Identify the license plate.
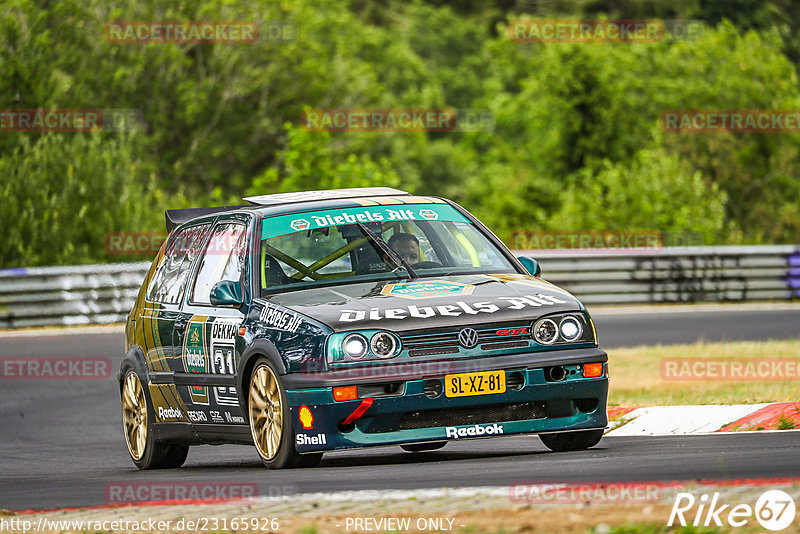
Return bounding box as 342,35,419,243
445,370,506,398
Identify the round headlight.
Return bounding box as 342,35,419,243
559,316,583,342
370,332,398,359
342,334,368,360
532,318,559,345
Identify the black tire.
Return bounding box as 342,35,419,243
539,429,604,452
151,444,190,469
120,366,189,470
248,358,308,469
401,441,447,453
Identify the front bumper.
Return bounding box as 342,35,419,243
285,347,609,452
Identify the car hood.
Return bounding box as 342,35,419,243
263,273,583,333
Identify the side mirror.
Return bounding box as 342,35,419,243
209,280,243,307
517,256,541,278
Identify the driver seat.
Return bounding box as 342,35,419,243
263,254,295,287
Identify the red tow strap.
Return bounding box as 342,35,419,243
341,398,374,425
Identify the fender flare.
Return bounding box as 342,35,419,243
117,345,150,392
237,338,287,411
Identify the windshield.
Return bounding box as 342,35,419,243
259,204,516,293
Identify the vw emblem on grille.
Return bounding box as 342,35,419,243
458,328,479,349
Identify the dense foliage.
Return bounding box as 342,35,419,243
2,0,799,267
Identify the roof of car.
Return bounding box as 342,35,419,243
166,188,450,232
243,187,410,206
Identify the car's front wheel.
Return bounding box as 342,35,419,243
539,429,604,452
121,368,189,469
248,359,321,469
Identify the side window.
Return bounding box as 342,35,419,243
146,224,210,305
191,222,247,304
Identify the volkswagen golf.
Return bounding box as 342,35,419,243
118,187,608,469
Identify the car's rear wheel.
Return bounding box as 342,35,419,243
401,441,447,453
248,359,317,469
539,429,603,452
121,368,189,469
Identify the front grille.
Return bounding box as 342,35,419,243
408,347,459,358
373,402,546,432
402,324,531,355
481,341,528,351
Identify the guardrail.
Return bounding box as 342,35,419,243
528,245,799,306
0,263,150,329
0,246,797,329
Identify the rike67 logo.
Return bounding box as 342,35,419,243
669,490,796,531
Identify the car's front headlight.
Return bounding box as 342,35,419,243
328,331,402,363
531,313,594,346
342,333,369,360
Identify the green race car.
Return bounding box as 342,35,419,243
118,187,608,469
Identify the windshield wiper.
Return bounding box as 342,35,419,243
356,222,418,280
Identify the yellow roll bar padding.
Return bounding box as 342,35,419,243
455,232,480,267
291,236,369,279
261,243,267,288
262,222,397,287
262,243,321,281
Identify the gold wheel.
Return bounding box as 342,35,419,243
122,371,148,461
249,364,283,461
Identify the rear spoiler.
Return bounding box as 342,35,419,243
165,205,248,233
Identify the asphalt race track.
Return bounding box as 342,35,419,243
1,305,799,510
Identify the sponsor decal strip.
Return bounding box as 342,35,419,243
446,423,504,439
261,204,467,240
339,293,567,322
296,433,327,446
259,303,303,333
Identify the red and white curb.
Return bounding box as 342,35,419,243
606,402,800,436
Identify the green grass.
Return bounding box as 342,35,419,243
608,339,800,406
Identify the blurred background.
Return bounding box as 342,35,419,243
3,0,800,269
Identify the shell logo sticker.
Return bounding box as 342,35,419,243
299,405,314,430
290,219,311,231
